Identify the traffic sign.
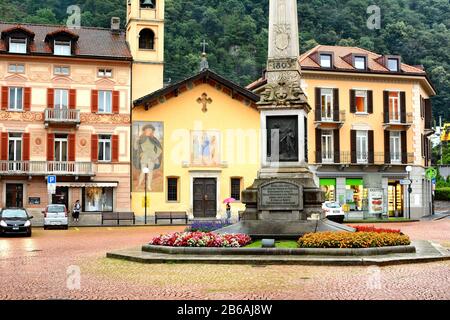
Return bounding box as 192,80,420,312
47,175,57,195
400,179,412,185
425,168,437,180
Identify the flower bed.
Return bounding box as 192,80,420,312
150,232,252,248
298,231,410,249
352,225,402,234
186,220,232,233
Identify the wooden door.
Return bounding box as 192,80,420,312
193,178,217,218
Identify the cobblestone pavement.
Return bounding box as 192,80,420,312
0,220,449,300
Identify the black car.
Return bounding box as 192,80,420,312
0,208,33,237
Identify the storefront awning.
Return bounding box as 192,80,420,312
320,178,336,186
56,182,118,188
346,178,364,186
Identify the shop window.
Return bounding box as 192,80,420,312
345,179,365,212
230,178,242,201
167,177,179,202
320,179,336,202
83,187,113,212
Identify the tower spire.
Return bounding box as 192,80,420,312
200,39,209,71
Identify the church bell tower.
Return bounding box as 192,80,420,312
126,0,165,100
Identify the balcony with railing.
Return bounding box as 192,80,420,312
314,109,346,128
0,161,94,176
382,112,413,129
44,108,81,128
315,151,415,166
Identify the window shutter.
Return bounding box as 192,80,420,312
1,132,8,160
367,90,373,114
47,88,54,108
91,90,98,113
333,129,340,163
23,88,31,111
112,91,120,114
1,87,9,110
350,130,357,164
333,88,339,121
22,133,30,161
315,88,321,121
47,133,54,161
421,134,425,158
69,89,76,109
425,99,432,129
91,134,98,162
349,89,356,113
68,134,76,162
383,91,389,123
315,128,322,163
401,131,407,164
368,130,374,164
400,92,406,123
112,135,119,162
384,131,391,164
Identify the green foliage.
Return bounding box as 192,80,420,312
435,187,450,201
0,0,449,119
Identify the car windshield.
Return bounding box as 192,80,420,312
47,205,65,213
325,202,341,209
1,209,28,218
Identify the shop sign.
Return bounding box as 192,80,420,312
425,168,437,180
368,188,384,215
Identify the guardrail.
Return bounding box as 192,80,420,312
0,161,94,176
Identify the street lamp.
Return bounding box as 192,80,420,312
143,167,150,225
406,166,413,220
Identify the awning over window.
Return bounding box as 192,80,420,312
320,178,336,186
346,178,364,186
56,182,118,188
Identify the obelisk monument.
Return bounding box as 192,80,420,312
217,0,354,238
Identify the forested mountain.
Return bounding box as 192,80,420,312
0,0,449,120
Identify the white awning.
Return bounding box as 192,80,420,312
56,182,118,188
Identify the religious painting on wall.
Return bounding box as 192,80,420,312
132,121,164,192
191,131,220,167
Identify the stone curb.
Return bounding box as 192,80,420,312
106,251,450,267
142,244,416,256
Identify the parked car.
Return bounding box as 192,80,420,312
0,208,33,237
43,204,69,230
322,201,345,223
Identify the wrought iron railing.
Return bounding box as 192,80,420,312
315,151,414,165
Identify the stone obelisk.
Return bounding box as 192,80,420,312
217,0,354,238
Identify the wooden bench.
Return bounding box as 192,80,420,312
101,212,135,225
155,211,188,225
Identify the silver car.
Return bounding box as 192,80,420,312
43,204,69,230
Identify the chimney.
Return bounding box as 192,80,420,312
111,17,121,33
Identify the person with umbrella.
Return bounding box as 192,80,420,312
223,198,236,223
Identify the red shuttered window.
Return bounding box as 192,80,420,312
69,89,76,109
47,134,54,161
91,134,98,162
1,87,8,110
24,87,31,111
0,132,8,160
112,91,120,114
22,133,30,161
112,135,119,162
47,88,54,108
91,90,98,113
68,134,76,162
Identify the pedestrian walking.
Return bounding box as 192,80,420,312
72,200,81,222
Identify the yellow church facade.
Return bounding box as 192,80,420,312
131,70,260,220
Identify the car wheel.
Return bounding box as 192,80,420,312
43,226,47,230
26,231,32,237
64,225,69,230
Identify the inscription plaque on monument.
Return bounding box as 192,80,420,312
258,180,303,211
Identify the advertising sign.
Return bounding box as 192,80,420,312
368,188,384,215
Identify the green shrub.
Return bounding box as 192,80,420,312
435,188,450,201
298,232,411,249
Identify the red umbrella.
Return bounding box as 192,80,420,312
223,198,236,204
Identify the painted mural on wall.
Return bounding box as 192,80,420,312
191,131,220,167
132,122,164,192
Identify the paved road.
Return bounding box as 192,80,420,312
0,221,449,300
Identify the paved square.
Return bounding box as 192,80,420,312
0,220,449,300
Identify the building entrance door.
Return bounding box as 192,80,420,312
5,184,23,208
388,182,404,217
193,178,217,218
52,187,69,210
